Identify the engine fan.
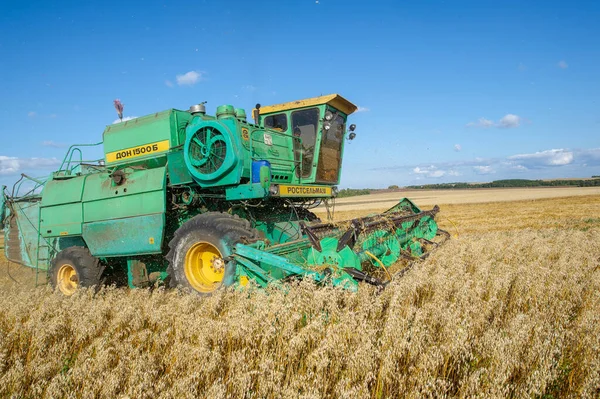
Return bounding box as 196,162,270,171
184,120,238,186
188,126,227,174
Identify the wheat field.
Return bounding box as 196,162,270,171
1,192,599,398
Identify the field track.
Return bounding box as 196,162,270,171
1,189,599,398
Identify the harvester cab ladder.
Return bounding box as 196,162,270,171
34,240,52,286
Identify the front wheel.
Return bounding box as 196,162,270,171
166,212,259,294
49,247,103,295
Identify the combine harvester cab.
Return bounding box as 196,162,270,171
1,94,448,295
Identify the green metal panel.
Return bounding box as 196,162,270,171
104,110,172,152
167,149,194,186
83,214,164,257
83,191,165,222
246,123,296,180
102,109,192,167
225,183,268,200
40,175,86,206
40,203,82,237
171,110,194,147
81,167,166,222
81,166,166,256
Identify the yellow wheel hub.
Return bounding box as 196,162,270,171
57,264,79,295
184,242,225,293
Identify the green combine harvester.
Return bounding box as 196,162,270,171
1,94,447,295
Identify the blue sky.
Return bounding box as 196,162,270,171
1,0,599,189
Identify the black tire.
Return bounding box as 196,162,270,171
49,247,103,295
166,212,259,294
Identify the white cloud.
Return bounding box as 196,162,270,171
454,144,462,152
557,60,568,69
112,116,138,124
0,156,60,176
508,163,528,172
176,71,202,86
165,80,174,88
508,149,574,168
467,114,523,129
41,140,66,148
473,165,495,175
372,147,599,185
28,111,36,118
413,165,446,178
242,84,256,91
356,106,370,112
498,114,521,128
466,117,494,128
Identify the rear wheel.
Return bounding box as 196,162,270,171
50,247,103,295
166,212,259,294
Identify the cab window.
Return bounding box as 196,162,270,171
264,113,287,131
316,113,345,183
291,108,319,178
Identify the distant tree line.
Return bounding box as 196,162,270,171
407,179,600,189
337,188,371,198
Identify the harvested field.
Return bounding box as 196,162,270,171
1,191,599,398
326,187,600,213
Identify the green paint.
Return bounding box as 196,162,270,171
360,230,401,266
225,183,268,200
84,213,164,257
40,203,82,237
41,175,85,206
166,150,194,185
103,109,192,161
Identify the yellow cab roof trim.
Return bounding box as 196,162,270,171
258,94,358,116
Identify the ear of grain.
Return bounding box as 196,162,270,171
1,194,599,398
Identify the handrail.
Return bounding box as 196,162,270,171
11,174,46,198
57,142,103,173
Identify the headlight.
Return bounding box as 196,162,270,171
323,121,331,131
325,111,333,121
269,185,279,196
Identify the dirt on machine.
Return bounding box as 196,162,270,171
0,94,448,295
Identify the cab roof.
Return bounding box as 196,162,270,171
259,94,358,116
